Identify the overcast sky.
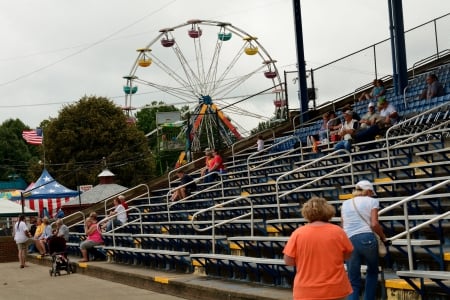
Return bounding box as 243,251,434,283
0,0,448,133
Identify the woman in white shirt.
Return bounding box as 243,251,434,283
13,214,32,268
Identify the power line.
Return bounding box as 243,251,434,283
0,0,178,88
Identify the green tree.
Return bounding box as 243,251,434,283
43,96,155,188
135,101,179,145
0,119,40,182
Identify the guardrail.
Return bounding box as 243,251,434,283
385,102,450,168
246,135,302,185
166,172,224,222
97,206,143,245
190,196,254,254
275,149,353,219
379,179,450,270
103,184,150,215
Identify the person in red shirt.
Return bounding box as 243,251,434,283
203,149,226,183
283,197,353,300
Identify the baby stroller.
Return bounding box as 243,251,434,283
48,236,72,276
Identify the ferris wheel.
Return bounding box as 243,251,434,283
123,19,286,153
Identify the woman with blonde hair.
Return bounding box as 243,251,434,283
341,180,388,300
283,197,353,300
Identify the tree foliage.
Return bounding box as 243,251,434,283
43,96,155,188
0,119,40,182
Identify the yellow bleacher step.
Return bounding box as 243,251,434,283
409,161,428,167
229,242,244,256
374,177,392,183
266,225,281,236
385,278,427,300
444,252,450,261
339,193,353,200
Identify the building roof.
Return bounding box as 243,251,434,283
63,183,127,206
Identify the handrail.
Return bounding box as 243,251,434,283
385,102,450,168
231,128,275,166
103,183,150,215
190,196,254,254
97,206,143,246
275,149,353,219
166,172,224,222
326,116,342,148
52,211,86,230
246,135,302,185
412,49,450,77
168,155,205,188
379,179,450,270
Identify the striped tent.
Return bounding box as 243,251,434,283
14,169,79,218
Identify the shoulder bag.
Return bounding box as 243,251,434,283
351,198,387,257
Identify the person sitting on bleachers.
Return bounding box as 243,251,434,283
334,110,359,152
358,79,386,102
307,112,330,151
354,102,382,148
377,97,399,127
55,218,69,241
419,73,445,100
203,149,226,183
170,170,197,202
35,217,52,256
327,111,342,142
105,197,127,231
79,216,104,262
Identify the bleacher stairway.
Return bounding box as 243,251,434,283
32,63,450,300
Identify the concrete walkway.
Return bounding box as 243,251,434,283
0,261,188,300
21,254,293,300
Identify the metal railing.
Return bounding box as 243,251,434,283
275,149,353,219
167,172,224,222
246,135,302,185
231,128,275,166
168,155,205,188
385,102,450,168
97,206,143,246
379,179,450,270
103,184,150,215
190,196,254,254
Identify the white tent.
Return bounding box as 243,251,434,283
0,199,38,217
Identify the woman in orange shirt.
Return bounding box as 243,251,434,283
283,197,353,300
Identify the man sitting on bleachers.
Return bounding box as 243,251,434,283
419,73,445,100
354,102,382,147
334,110,358,153
377,97,399,127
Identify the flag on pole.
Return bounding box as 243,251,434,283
22,128,43,145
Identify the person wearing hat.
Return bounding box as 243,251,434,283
341,180,388,300
378,97,398,126
334,110,358,152
354,102,382,147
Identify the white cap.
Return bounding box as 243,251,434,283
355,180,377,196
368,102,375,108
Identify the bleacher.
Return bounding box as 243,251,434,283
56,61,450,299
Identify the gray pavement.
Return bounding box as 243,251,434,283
16,254,293,300
0,261,188,300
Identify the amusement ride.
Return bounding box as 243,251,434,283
123,19,286,165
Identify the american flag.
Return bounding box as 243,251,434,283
22,128,43,145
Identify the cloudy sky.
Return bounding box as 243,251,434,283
0,0,448,134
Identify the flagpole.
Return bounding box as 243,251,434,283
42,128,46,168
